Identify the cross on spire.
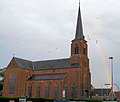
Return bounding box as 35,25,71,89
13,54,15,57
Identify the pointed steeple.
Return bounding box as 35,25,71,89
75,2,84,40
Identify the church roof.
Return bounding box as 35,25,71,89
28,72,68,80
13,57,80,70
75,4,84,40
34,58,79,70
14,57,33,69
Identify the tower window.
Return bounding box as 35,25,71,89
84,62,87,67
74,44,79,54
83,47,86,55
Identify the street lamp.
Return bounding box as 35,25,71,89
105,83,119,101
109,57,113,101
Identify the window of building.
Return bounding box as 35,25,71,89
28,84,32,97
54,83,59,98
83,47,86,55
45,83,50,98
36,84,40,97
96,93,98,96
74,44,79,54
104,94,107,96
9,73,15,94
64,84,67,98
84,62,87,67
71,83,76,98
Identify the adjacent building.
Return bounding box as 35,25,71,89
91,88,111,100
3,3,91,99
92,88,120,101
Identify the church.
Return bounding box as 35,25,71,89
3,3,91,99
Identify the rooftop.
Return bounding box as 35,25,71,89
12,57,80,70
28,72,68,80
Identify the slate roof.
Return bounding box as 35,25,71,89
13,57,80,70
75,4,84,40
28,72,68,80
14,57,33,69
34,58,80,70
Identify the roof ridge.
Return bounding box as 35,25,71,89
14,57,32,62
34,58,69,63
33,72,68,75
13,57,69,63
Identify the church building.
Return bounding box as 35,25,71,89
3,3,91,99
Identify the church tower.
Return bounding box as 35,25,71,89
70,2,91,98
70,2,87,63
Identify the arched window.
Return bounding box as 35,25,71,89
9,73,15,94
45,83,50,98
64,84,67,98
71,83,76,98
54,83,59,98
83,47,86,55
28,84,32,97
36,84,40,97
74,44,79,54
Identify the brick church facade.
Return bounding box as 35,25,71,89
3,3,91,99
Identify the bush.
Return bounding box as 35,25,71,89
88,99,102,102
0,97,103,102
0,82,3,91
0,96,19,102
27,97,54,102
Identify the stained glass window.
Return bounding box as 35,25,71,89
36,84,40,97
54,83,59,98
45,83,49,98
9,73,15,94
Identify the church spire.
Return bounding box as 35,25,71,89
75,1,84,40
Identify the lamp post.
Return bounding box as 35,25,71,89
105,83,119,101
109,57,113,101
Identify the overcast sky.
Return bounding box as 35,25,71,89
0,0,120,88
